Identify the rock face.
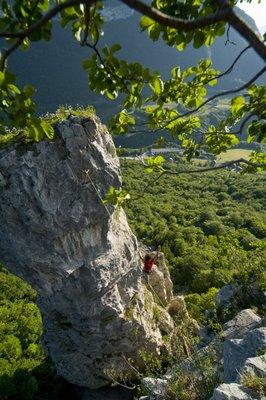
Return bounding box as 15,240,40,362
138,308,266,400
216,285,239,308
148,252,173,306
222,309,262,340
210,383,260,400
240,356,266,381
0,116,175,388
142,377,168,399
223,327,266,383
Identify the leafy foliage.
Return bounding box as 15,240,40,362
121,159,266,300
241,371,266,397
0,1,264,166
0,266,43,399
140,0,226,50
0,266,75,399
165,345,221,400
102,186,130,207
185,288,219,324
0,105,94,149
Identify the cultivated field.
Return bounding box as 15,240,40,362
217,149,252,163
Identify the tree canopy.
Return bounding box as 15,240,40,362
0,0,265,169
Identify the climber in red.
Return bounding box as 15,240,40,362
139,248,160,276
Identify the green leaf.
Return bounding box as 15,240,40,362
149,76,164,96
40,121,54,139
204,33,215,47
27,123,44,142
148,24,161,41
231,96,245,116
102,186,130,207
176,42,186,51
140,16,155,30
193,32,205,49
110,43,121,54
106,90,118,100
171,67,181,79
0,71,5,85
7,84,21,94
208,78,217,86
145,167,154,174
154,155,165,165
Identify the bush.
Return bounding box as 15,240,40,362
202,221,225,236
0,268,44,399
241,372,266,396
172,253,206,289
244,217,266,239
165,347,221,400
0,265,36,302
226,212,244,228
185,288,219,323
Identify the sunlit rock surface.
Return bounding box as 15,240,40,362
0,116,175,388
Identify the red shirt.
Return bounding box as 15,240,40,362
144,258,154,273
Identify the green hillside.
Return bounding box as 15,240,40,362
122,160,266,296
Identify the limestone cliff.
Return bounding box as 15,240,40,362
0,116,176,388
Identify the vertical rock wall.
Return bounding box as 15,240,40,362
0,116,174,388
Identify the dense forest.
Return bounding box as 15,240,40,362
0,266,77,399
0,157,265,398
121,159,266,321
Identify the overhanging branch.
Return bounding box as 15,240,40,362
162,158,266,174
0,0,89,69
158,65,266,132
133,158,266,200
0,0,88,38
81,0,94,46
120,0,230,30
217,0,266,61
237,104,266,135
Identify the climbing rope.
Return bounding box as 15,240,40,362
88,266,136,303
147,281,166,309
83,169,113,218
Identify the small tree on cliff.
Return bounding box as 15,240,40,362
0,0,265,171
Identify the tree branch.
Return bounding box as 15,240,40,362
132,158,266,200
81,0,93,46
160,66,266,129
0,0,89,69
162,158,266,174
217,0,266,61
209,45,250,83
154,65,266,133
225,25,236,46
237,104,266,135
119,0,230,30
127,46,258,134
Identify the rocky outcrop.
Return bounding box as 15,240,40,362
240,356,266,380
216,285,239,309
210,312,266,400
223,327,266,383
222,309,262,340
141,377,168,399
211,383,261,400
139,309,265,400
0,116,176,388
148,253,173,306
